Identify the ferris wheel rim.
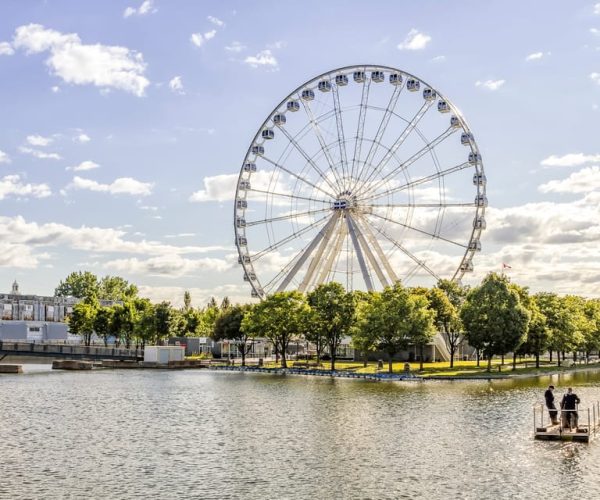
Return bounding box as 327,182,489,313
234,64,486,298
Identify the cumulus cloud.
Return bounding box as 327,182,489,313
26,134,53,147
539,166,600,194
475,79,505,91
168,75,184,94
0,42,14,55
105,254,232,277
595,3,600,14
190,173,237,202
123,0,157,18
66,175,154,196
540,153,600,167
591,72,600,85
397,29,431,50
244,49,278,69
12,24,149,96
0,174,51,200
207,15,225,27
0,150,10,164
138,284,249,307
225,41,246,53
191,30,217,48
74,133,91,143
525,51,550,61
66,160,100,172
19,146,61,160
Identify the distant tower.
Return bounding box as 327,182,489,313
11,280,20,295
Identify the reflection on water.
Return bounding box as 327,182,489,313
2,365,600,499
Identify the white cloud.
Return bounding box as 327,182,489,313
105,254,232,277
190,173,236,202
0,150,10,164
207,15,224,27
244,49,278,69
123,0,157,18
591,28,600,36
19,146,61,160
539,166,600,194
475,79,505,91
138,284,249,307
66,160,100,172
0,174,51,200
168,75,184,94
397,29,431,50
12,24,149,97
74,133,91,143
51,85,60,93
540,153,600,167
165,232,196,238
591,72,600,85
267,40,287,50
191,30,217,48
0,42,14,55
431,55,446,62
67,175,154,196
595,3,600,14
225,41,246,53
525,51,550,61
26,134,53,147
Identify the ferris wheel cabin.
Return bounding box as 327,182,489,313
273,114,286,126
318,80,332,92
335,74,348,86
371,71,385,83
301,89,315,101
389,73,403,86
406,79,420,91
287,100,300,112
353,71,366,83
251,145,264,156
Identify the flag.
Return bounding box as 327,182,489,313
502,263,512,269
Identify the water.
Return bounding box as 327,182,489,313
2,365,600,499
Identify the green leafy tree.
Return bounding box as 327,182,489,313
536,292,577,366
55,271,99,299
220,296,231,310
68,298,98,346
112,302,137,348
241,291,309,368
183,291,192,310
214,304,253,365
431,280,467,368
93,306,114,346
460,273,530,372
307,282,355,371
98,276,138,301
356,283,415,373
408,291,437,370
154,301,176,344
350,292,379,367
583,299,600,359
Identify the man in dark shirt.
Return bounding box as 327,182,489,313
561,387,581,429
544,385,559,425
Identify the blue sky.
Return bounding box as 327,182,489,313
0,0,599,305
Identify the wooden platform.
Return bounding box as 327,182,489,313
534,423,598,442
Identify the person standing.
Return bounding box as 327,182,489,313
544,385,559,425
561,387,581,429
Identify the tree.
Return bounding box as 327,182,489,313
518,295,549,369
68,298,98,346
433,279,467,367
307,282,355,371
183,291,192,310
536,292,578,367
220,296,231,310
98,276,138,301
134,304,156,348
408,292,437,370
55,271,99,299
242,291,309,368
112,302,137,348
350,292,379,367
93,306,114,346
179,308,204,337
460,273,530,372
214,305,253,366
356,283,414,373
154,301,176,344
583,299,600,359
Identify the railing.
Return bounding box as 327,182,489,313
0,341,142,359
534,401,600,436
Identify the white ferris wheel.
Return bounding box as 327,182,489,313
234,65,487,299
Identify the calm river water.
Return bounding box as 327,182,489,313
2,365,600,499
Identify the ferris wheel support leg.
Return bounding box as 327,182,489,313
315,218,347,287
276,214,338,293
346,214,374,291
349,214,389,288
298,212,341,292
355,214,399,285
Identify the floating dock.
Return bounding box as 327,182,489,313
534,402,600,443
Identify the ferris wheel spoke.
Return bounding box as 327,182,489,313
359,84,403,185
331,85,349,190
357,127,457,199
366,211,467,248
300,98,345,190
247,187,332,205
366,220,441,281
245,207,332,228
359,161,471,203
351,78,371,185
353,101,433,194
367,202,476,209
261,155,336,199
277,125,340,195
252,212,331,261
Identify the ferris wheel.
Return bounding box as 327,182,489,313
234,65,487,299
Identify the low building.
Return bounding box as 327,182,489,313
144,346,185,364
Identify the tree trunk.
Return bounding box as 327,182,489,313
487,354,492,372
512,352,517,371
535,352,540,369
449,345,455,368
557,350,561,367
388,356,393,374
419,344,424,371
241,347,246,367
573,351,577,362
281,349,287,368
549,350,553,362
562,351,566,361
476,350,480,367
501,354,504,365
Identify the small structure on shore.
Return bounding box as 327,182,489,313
144,346,185,365
534,402,600,443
